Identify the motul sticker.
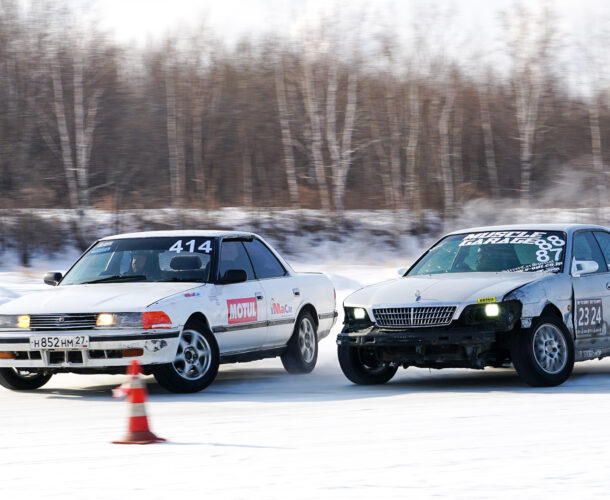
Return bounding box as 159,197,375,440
227,298,258,324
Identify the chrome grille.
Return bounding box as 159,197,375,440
29,314,97,331
373,306,456,328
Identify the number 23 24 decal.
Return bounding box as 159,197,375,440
576,299,603,336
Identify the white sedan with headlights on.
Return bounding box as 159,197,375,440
338,224,610,387
0,231,337,393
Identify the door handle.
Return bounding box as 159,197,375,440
292,288,300,296
255,292,264,300
606,283,610,290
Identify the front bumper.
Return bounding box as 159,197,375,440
337,325,502,368
337,327,496,347
0,329,180,369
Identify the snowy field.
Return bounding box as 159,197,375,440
2,259,610,498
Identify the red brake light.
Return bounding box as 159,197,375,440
142,311,172,330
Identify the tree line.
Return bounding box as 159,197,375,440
0,0,608,231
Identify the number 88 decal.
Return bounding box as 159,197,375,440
535,235,565,263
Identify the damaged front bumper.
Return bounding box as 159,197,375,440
337,325,504,368
0,329,180,370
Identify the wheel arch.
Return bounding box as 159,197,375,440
297,303,319,329
539,303,563,322
184,312,213,332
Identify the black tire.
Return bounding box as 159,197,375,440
153,319,219,393
0,368,52,390
281,311,318,374
510,315,574,387
338,344,398,385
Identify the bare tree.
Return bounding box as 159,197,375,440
506,3,557,207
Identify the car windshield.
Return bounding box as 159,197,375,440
61,237,215,285
408,230,567,275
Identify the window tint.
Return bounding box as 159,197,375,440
593,232,610,272
244,239,286,279
572,232,606,274
218,241,255,280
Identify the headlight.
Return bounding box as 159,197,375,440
95,313,144,329
460,300,521,330
485,304,500,317
0,315,30,329
345,307,372,324
353,308,367,319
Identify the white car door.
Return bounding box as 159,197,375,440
212,240,268,353
571,231,610,355
243,239,299,348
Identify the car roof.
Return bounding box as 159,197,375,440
100,230,258,240
447,223,609,235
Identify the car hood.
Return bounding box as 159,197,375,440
345,272,543,307
0,282,204,314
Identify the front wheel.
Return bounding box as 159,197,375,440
153,320,219,393
338,344,398,385
0,368,52,390
281,312,318,374
510,315,574,387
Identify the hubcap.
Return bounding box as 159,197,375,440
173,329,212,380
298,318,316,364
532,323,568,374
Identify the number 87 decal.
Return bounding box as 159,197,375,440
535,236,565,263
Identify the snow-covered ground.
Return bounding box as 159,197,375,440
2,260,610,498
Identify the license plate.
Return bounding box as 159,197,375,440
29,335,89,349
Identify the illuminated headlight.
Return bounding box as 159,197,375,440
96,313,143,329
353,308,367,320
485,304,500,317
345,307,371,324
0,315,30,329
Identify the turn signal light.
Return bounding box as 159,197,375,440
142,311,172,330
0,352,15,359
121,349,144,358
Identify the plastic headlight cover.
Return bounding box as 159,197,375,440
96,313,143,328
0,315,29,329
345,307,371,323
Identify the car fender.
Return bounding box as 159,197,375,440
505,274,574,334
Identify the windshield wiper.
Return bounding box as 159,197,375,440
81,274,147,284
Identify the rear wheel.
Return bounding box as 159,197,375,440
281,311,318,374
153,320,219,393
510,315,574,387
0,368,52,390
338,344,398,385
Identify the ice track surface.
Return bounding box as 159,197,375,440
2,262,610,499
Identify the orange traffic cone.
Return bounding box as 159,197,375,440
112,360,166,445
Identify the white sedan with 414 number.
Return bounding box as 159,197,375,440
0,231,337,393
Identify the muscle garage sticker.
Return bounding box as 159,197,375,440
227,298,258,324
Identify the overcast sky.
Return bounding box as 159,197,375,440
69,0,608,49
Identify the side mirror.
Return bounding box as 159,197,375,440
219,269,248,285
397,267,408,277
44,271,63,286
572,260,599,277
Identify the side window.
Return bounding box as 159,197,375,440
593,232,610,272
572,232,606,274
244,239,287,279
218,241,255,280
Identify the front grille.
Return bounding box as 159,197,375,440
29,314,97,331
373,306,457,328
